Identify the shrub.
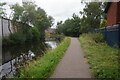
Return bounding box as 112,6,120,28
91,33,105,43
25,29,33,43
79,33,119,79
100,19,107,28
30,27,40,42
2,37,11,46
9,32,26,45
19,37,70,78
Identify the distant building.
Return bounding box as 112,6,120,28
105,2,120,26
45,28,56,39
45,28,56,34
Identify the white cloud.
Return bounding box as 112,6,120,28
35,0,85,25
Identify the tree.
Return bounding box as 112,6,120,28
10,2,54,41
0,2,6,17
56,14,81,37
80,2,105,33
56,21,63,34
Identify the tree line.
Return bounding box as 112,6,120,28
56,2,107,37
1,2,54,46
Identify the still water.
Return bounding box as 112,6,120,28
0,41,57,78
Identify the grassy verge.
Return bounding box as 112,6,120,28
19,37,70,78
79,33,119,79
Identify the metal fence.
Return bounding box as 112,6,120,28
0,17,31,38
95,24,120,47
0,17,13,37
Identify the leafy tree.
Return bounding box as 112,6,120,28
0,2,6,17
30,27,40,42
56,14,81,37
10,2,54,42
80,2,105,33
100,19,107,28
56,21,63,34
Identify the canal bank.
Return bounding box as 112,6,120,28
18,37,70,78
1,40,58,78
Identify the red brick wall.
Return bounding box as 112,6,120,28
117,2,120,23
107,2,117,26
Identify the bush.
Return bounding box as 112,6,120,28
2,27,41,46
56,34,65,42
30,27,40,42
100,19,107,28
2,37,11,46
9,32,26,45
79,33,119,79
91,33,105,43
19,37,70,78
25,29,33,43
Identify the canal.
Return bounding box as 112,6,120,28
0,40,57,78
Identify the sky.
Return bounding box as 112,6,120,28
0,0,85,27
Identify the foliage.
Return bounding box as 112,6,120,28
30,27,40,42
2,2,54,46
19,37,70,78
79,33,119,79
80,2,106,33
0,2,6,17
9,32,26,45
10,2,54,42
91,32,105,43
56,14,81,37
100,19,107,28
2,25,42,46
2,37,11,46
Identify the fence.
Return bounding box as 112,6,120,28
0,17,13,37
95,24,120,47
0,17,31,38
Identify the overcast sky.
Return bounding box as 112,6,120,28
0,0,85,27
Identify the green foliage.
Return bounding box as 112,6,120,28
0,2,6,17
10,2,54,42
80,2,106,33
9,32,26,45
30,27,40,42
2,37,11,46
100,19,107,28
19,37,70,78
56,14,81,37
10,4,24,21
91,32,105,43
79,33,119,79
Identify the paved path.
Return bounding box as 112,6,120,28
51,38,92,78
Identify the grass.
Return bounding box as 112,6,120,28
18,37,70,78
79,33,119,79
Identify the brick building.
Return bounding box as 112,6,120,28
105,2,120,26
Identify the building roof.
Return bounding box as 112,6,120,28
104,2,112,13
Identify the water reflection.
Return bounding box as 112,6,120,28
1,41,57,78
45,41,57,49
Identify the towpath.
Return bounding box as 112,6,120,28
51,38,92,78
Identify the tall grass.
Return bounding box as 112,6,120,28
79,33,119,79
19,37,70,78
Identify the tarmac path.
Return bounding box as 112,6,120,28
51,38,92,78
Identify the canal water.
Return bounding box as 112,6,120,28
0,41,57,78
